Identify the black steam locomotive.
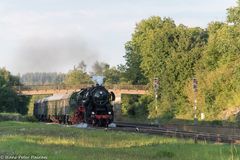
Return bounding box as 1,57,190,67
33,84,115,126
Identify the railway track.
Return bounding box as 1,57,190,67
110,122,240,144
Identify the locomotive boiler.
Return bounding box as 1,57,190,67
33,84,115,126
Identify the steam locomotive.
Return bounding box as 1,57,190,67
33,84,115,126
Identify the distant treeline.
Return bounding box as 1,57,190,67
20,72,66,85
20,61,126,85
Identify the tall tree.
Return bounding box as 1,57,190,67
227,0,240,24
186,1,240,120
64,69,93,85
125,16,208,119
124,41,148,84
103,67,122,84
0,68,29,114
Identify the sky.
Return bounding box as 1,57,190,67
0,0,237,74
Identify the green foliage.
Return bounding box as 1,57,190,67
27,95,49,115
21,72,65,85
0,113,38,122
24,115,38,122
64,69,93,85
0,68,29,115
195,52,240,119
189,1,240,120
64,62,126,85
121,95,151,118
227,0,240,24
123,1,240,121
0,113,24,121
124,41,148,84
103,66,122,84
125,16,208,119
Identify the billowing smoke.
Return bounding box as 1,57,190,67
14,35,99,73
91,61,109,75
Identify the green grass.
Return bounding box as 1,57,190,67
0,121,239,160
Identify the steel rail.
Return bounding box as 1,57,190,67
112,122,240,144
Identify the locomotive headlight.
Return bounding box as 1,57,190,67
92,112,95,115
108,112,111,115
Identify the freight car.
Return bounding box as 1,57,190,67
33,84,115,126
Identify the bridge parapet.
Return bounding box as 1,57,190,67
13,84,149,96
14,84,148,91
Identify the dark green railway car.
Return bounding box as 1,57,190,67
34,93,78,123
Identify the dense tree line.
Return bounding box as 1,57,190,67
123,17,208,119
62,61,125,85
20,61,125,86
123,0,240,121
20,72,65,85
0,68,29,114
190,1,240,120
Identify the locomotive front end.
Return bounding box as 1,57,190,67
90,86,115,126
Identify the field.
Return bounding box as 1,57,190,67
0,121,239,160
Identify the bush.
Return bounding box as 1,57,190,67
210,120,223,126
122,95,151,118
24,115,38,122
0,113,38,122
0,113,24,121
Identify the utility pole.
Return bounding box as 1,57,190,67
193,78,198,125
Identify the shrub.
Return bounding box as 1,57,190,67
24,115,38,122
0,113,24,121
0,113,38,122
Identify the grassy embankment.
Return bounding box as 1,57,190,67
0,121,239,160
